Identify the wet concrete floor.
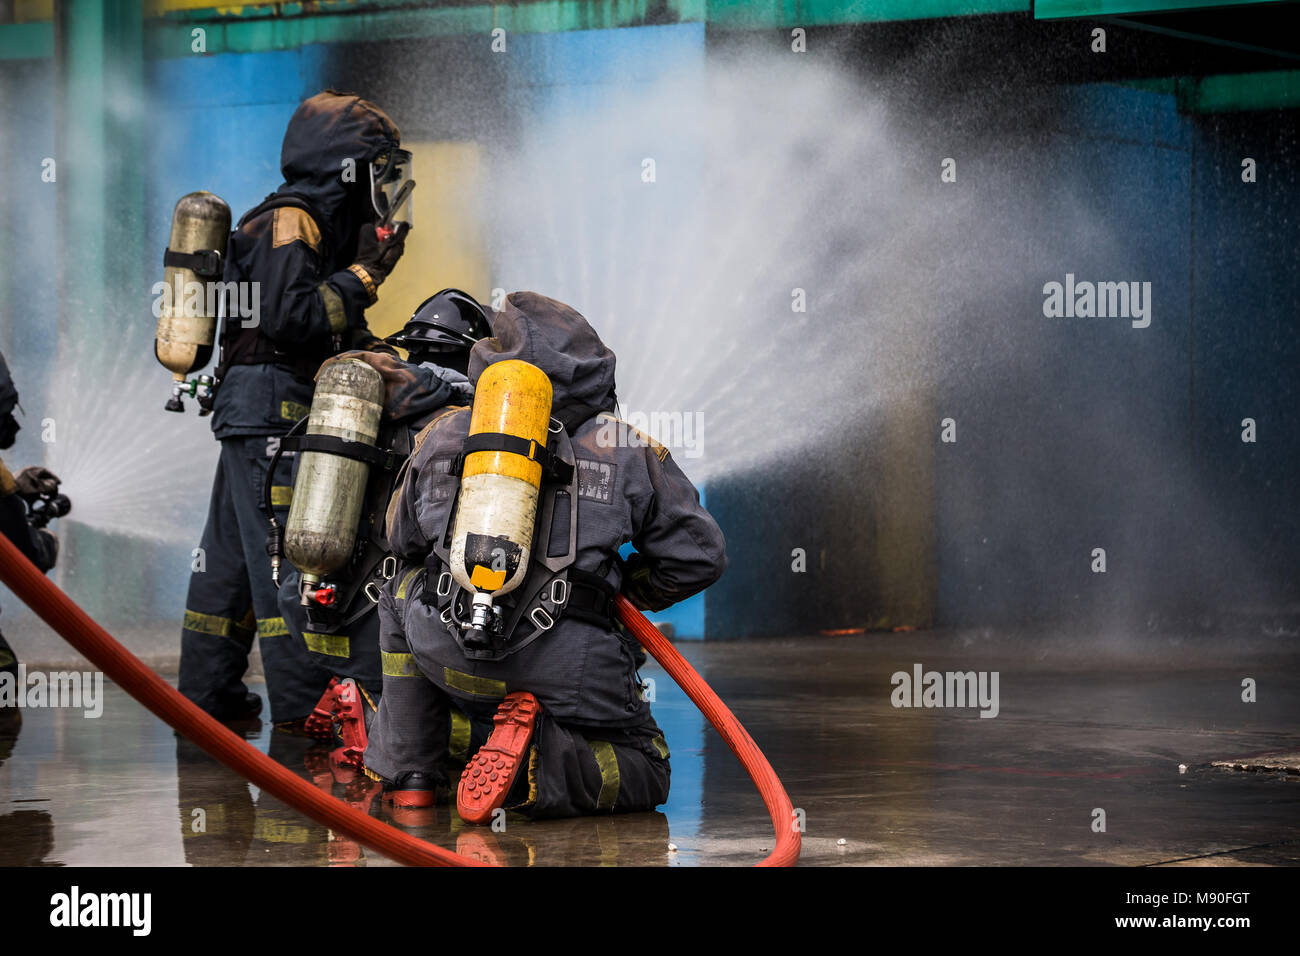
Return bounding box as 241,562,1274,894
1,627,1297,866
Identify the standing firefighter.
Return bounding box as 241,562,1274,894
365,292,727,821
179,90,413,724
276,290,489,763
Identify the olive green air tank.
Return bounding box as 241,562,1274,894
284,359,386,594
155,191,231,379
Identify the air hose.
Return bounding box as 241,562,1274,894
0,533,800,867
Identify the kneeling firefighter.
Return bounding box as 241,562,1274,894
365,292,728,822
177,90,415,726
269,290,489,766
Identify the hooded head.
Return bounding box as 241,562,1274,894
470,292,618,432
0,352,20,449
274,90,401,262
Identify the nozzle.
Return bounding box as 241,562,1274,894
28,492,72,530
165,394,185,413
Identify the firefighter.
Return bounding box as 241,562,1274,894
366,292,727,821
178,90,413,726
0,352,61,716
275,291,491,761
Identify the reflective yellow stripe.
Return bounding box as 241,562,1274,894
0,648,14,670
319,281,347,333
443,667,506,699
184,609,238,638
395,566,422,600
254,817,311,844
347,263,378,303
257,617,290,638
449,709,471,763
304,632,350,658
270,485,293,507
381,651,422,678
280,400,309,422
651,735,670,759
589,740,621,811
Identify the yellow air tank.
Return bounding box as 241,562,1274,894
156,191,230,411
450,360,553,637
285,359,386,604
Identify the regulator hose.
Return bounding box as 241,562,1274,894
0,533,800,867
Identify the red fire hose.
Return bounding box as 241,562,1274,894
0,532,800,867
614,595,802,867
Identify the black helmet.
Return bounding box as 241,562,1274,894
386,289,491,358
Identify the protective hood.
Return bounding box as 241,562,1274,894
469,292,618,432
0,351,18,420
272,90,401,260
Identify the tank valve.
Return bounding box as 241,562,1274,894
301,582,338,608
165,373,215,413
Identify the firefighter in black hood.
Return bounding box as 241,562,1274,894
365,293,727,821
179,91,413,725
0,352,61,700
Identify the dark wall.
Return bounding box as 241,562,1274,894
705,18,1299,636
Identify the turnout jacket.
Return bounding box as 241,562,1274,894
212,91,401,440
381,292,727,725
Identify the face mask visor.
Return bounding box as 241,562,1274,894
370,148,415,229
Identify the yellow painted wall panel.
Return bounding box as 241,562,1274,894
367,140,491,341
14,0,54,23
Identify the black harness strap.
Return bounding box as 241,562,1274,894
279,434,403,471
563,567,617,628
452,431,574,485
163,247,224,278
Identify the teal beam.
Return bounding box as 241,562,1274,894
1123,71,1300,111
0,20,52,60
146,0,706,58
1035,0,1284,18
1181,70,1300,112
5,0,1034,61
706,0,1026,28
143,0,1026,58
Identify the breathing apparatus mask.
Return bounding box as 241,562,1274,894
370,148,415,236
